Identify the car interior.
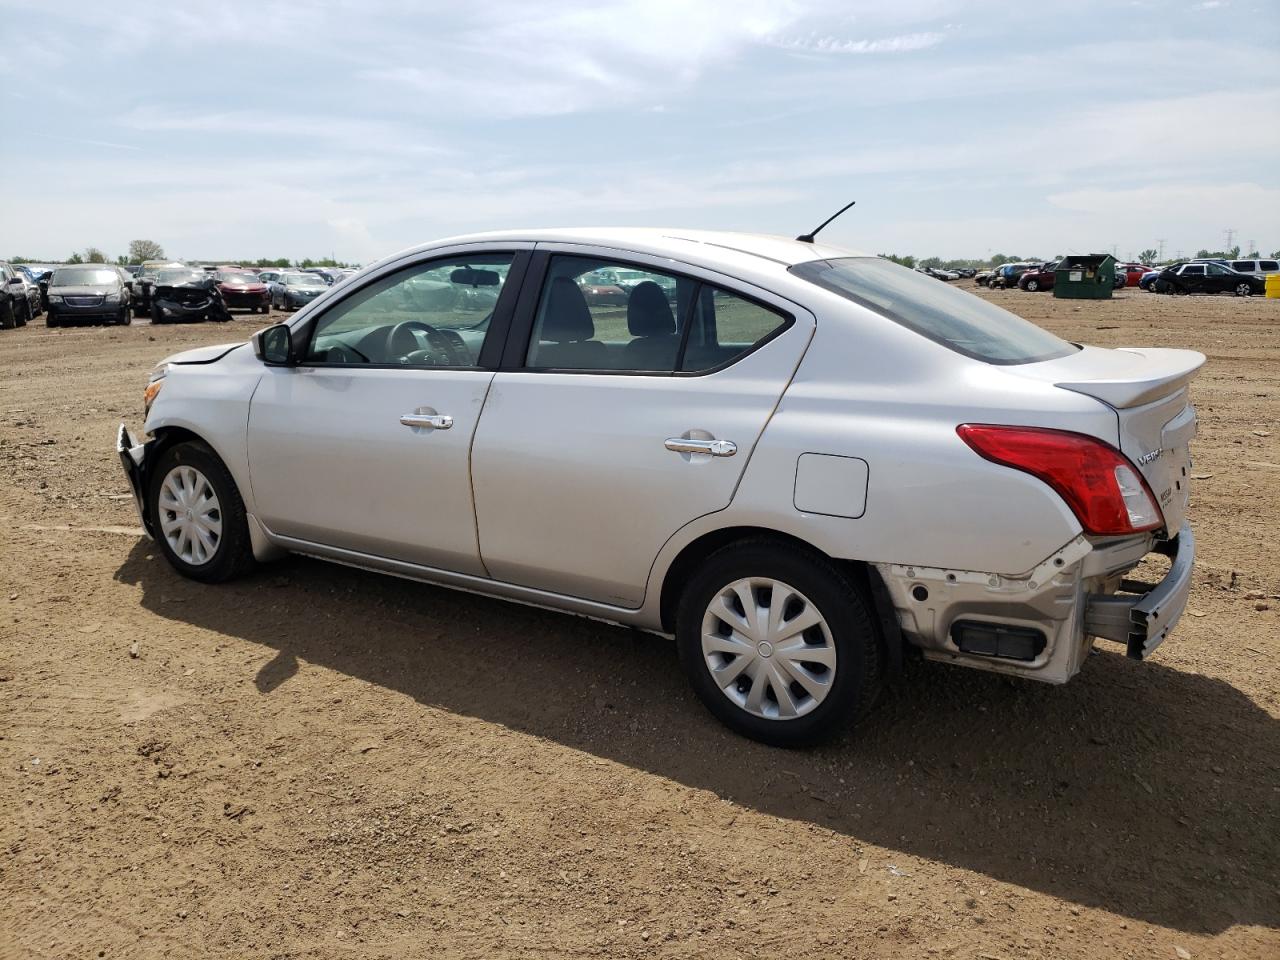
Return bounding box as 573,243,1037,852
303,254,787,373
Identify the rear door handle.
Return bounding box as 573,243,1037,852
400,413,453,430
665,437,737,457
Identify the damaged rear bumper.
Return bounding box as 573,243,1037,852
1084,524,1194,660
117,423,155,539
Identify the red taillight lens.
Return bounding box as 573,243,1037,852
957,424,1164,536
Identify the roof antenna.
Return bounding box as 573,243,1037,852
796,200,856,243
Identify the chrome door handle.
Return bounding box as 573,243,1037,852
400,413,453,430
665,437,737,457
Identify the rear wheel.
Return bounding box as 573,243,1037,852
148,441,255,583
676,540,881,747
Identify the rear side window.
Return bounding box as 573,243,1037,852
1182,265,1205,275
526,255,789,373
1261,261,1279,272
789,257,1077,365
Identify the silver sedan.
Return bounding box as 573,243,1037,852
118,229,1201,745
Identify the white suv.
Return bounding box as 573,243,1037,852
117,229,1201,745
1228,258,1280,278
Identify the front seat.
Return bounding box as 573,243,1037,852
621,281,679,370
532,277,609,368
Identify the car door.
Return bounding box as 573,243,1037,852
470,249,814,607
246,248,528,574
1178,264,1206,291
1204,262,1234,292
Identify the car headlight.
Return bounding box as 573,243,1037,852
105,291,121,303
48,294,63,304
144,363,170,414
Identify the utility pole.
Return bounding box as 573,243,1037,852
1224,227,1236,252
1157,238,1166,261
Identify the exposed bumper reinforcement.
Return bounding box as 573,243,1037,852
116,423,155,539
1084,524,1194,660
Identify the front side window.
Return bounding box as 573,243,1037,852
305,254,513,367
790,257,1077,365
1231,262,1252,272
1181,265,1205,276
1207,263,1231,276
525,255,789,373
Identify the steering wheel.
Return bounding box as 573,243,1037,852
385,319,463,365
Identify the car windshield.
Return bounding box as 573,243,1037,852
286,274,326,287
156,269,205,284
220,272,259,283
789,257,1079,365
52,267,117,286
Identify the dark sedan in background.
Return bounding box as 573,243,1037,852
1155,262,1265,296
45,265,131,327
150,268,231,324
270,271,329,311
214,270,270,313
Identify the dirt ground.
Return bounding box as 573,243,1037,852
2,289,1278,960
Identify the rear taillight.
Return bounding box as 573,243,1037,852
957,424,1163,536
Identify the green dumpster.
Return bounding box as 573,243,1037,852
1052,254,1115,300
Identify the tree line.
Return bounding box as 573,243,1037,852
7,239,357,269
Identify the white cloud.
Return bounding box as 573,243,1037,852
766,31,944,54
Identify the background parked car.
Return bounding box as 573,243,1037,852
1017,262,1058,292
45,264,131,327
1228,258,1280,278
133,260,187,317
973,267,996,286
150,268,230,324
1155,262,1265,296
1112,268,1127,290
214,270,271,313
0,262,34,328
989,262,1035,289
1138,269,1162,291
270,271,329,311
2,261,43,323
1118,263,1148,287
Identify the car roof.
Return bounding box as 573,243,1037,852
392,228,868,272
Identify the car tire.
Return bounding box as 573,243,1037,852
16,300,30,326
675,539,881,747
1025,279,1039,291
1234,282,1253,297
118,306,132,326
148,441,256,584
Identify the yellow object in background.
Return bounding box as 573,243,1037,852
1267,273,1280,299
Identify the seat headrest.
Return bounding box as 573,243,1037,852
627,281,675,337
542,277,595,342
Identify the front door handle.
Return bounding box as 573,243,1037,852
400,413,453,430
665,437,737,457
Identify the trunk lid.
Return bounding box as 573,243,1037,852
1010,346,1206,534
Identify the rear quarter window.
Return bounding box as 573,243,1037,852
789,257,1077,365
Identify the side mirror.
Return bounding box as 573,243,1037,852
252,322,295,365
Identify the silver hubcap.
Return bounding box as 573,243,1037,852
158,465,222,566
701,577,836,720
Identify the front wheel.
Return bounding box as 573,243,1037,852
1235,282,1254,297
148,441,255,583
676,541,881,747
1025,279,1039,291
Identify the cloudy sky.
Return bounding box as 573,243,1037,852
2,0,1277,264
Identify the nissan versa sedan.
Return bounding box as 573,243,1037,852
117,229,1202,746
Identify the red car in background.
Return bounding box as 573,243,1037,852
214,270,271,314
1016,261,1058,291
1118,263,1148,287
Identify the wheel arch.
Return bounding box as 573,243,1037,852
656,525,903,675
